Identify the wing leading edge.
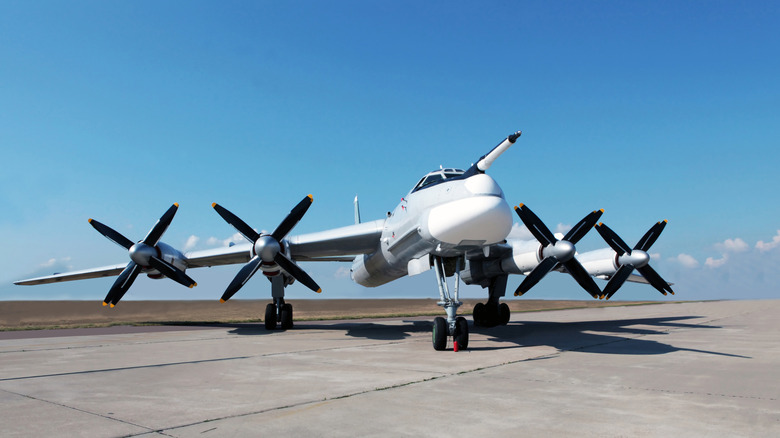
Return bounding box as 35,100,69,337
16,220,385,285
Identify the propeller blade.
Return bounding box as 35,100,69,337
220,256,263,302
561,258,602,299
637,264,674,296
212,203,261,243
89,219,134,250
104,262,141,307
603,264,635,300
143,203,179,246
271,195,314,241
147,257,197,288
274,253,321,293
514,204,557,246
634,220,667,252
563,209,604,244
595,223,632,255
514,256,557,296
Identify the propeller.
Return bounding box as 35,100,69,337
212,195,321,302
513,204,603,299
595,221,674,300
89,203,197,307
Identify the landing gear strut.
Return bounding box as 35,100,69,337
473,274,511,327
264,276,294,330
432,256,468,351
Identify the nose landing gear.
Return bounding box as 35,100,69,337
431,256,469,351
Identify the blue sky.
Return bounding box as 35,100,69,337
1,1,779,302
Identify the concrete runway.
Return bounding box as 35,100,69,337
1,300,777,437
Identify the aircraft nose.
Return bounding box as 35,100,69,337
465,173,503,197
422,195,512,246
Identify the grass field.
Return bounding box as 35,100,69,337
0,299,664,331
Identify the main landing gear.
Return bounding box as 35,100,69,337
472,274,511,328
431,256,469,351
264,276,294,330
265,298,294,330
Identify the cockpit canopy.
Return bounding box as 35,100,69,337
411,168,466,193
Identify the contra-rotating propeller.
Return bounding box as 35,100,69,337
514,204,603,299
595,221,675,300
89,203,197,307
212,195,321,303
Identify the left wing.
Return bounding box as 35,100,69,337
14,263,127,286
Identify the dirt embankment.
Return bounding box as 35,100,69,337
0,299,661,330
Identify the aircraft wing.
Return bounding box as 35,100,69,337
184,219,385,267
289,220,384,261
14,263,127,285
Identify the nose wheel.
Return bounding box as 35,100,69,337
431,256,469,351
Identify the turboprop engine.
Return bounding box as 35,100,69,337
461,204,603,299
88,203,197,307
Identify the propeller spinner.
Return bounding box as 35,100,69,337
513,204,604,299
89,203,197,307
595,220,674,300
212,195,321,303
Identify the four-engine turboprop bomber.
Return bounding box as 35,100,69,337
15,130,675,351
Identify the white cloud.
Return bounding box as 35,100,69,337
183,235,200,251
334,266,351,279
507,223,534,240
206,232,247,247
715,238,748,253
756,230,780,252
705,254,728,268
555,223,572,235
650,253,661,260
673,253,700,269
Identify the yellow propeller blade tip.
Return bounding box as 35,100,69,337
513,206,519,211
174,202,179,207
518,203,525,208
307,194,314,201
190,283,197,288
110,303,115,308
598,222,604,227
88,218,93,223
211,202,217,208
663,219,668,223
316,288,322,293
670,291,675,295
599,208,605,213
102,301,108,307
220,298,226,303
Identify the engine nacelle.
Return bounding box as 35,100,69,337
577,248,619,277
145,241,188,279
351,253,401,288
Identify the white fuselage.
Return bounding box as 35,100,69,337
351,172,513,287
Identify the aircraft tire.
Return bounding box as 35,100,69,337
499,303,510,326
264,303,277,330
280,303,293,330
432,317,448,351
454,316,469,350
473,303,486,327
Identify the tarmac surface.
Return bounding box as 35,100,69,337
1,300,778,437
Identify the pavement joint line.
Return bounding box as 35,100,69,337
0,356,253,382
0,387,162,436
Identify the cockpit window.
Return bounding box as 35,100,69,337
411,168,466,193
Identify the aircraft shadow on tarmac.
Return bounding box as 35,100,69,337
213,315,749,358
